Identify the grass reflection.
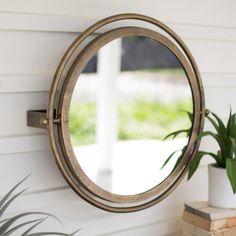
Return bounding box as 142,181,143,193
69,99,192,145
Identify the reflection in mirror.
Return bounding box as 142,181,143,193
69,36,193,195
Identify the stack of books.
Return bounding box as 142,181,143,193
182,201,236,236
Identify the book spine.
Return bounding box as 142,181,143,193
214,228,236,236
185,204,211,220
182,221,212,236
183,210,236,231
183,221,236,236
183,211,211,231
185,202,236,220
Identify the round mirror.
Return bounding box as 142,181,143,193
48,14,205,212
69,35,193,196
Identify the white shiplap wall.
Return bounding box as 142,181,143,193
0,1,236,235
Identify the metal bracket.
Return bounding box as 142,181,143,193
27,110,61,129
27,110,48,129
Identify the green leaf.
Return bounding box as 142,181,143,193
161,150,182,169
0,188,28,218
163,108,236,182
24,218,80,236
0,175,30,216
0,218,9,225
207,152,225,167
206,114,220,134
0,212,61,234
26,231,79,236
227,114,236,138
182,110,193,123
228,137,236,159
197,131,227,159
227,109,233,132
188,152,206,180
163,129,189,140
21,218,46,236
226,158,236,194
26,233,70,236
4,218,44,235
0,176,79,235
173,146,187,169
197,131,218,140
210,111,227,136
187,111,193,121
22,230,80,236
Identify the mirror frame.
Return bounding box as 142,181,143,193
27,13,205,212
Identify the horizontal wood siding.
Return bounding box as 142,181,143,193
0,1,235,235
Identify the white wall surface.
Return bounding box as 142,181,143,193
0,1,236,235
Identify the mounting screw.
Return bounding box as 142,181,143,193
41,118,49,125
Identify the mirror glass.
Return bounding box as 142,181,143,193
69,36,193,195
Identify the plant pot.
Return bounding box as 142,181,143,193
208,164,236,209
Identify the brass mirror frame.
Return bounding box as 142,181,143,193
28,13,205,212
60,26,200,203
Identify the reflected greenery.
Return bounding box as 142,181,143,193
140,68,185,76
69,99,192,145
69,103,96,145
118,99,192,140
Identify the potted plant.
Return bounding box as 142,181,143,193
163,109,236,208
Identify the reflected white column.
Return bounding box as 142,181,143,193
96,38,121,190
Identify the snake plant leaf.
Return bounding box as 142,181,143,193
186,111,193,121
197,131,227,158
177,110,193,122
188,151,207,180
26,229,80,236
210,111,227,136
3,218,44,235
161,149,182,169
206,152,225,167
0,188,28,218
0,175,30,216
215,151,225,167
22,218,80,236
227,110,233,133
0,218,9,225
229,137,236,159
0,212,61,234
71,230,81,235
163,108,236,185
173,146,187,169
163,129,189,140
26,233,76,236
227,114,236,138
231,138,236,155
0,176,79,235
179,110,192,123
206,114,220,134
21,218,47,236
226,158,236,194
197,131,218,140
197,131,221,149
